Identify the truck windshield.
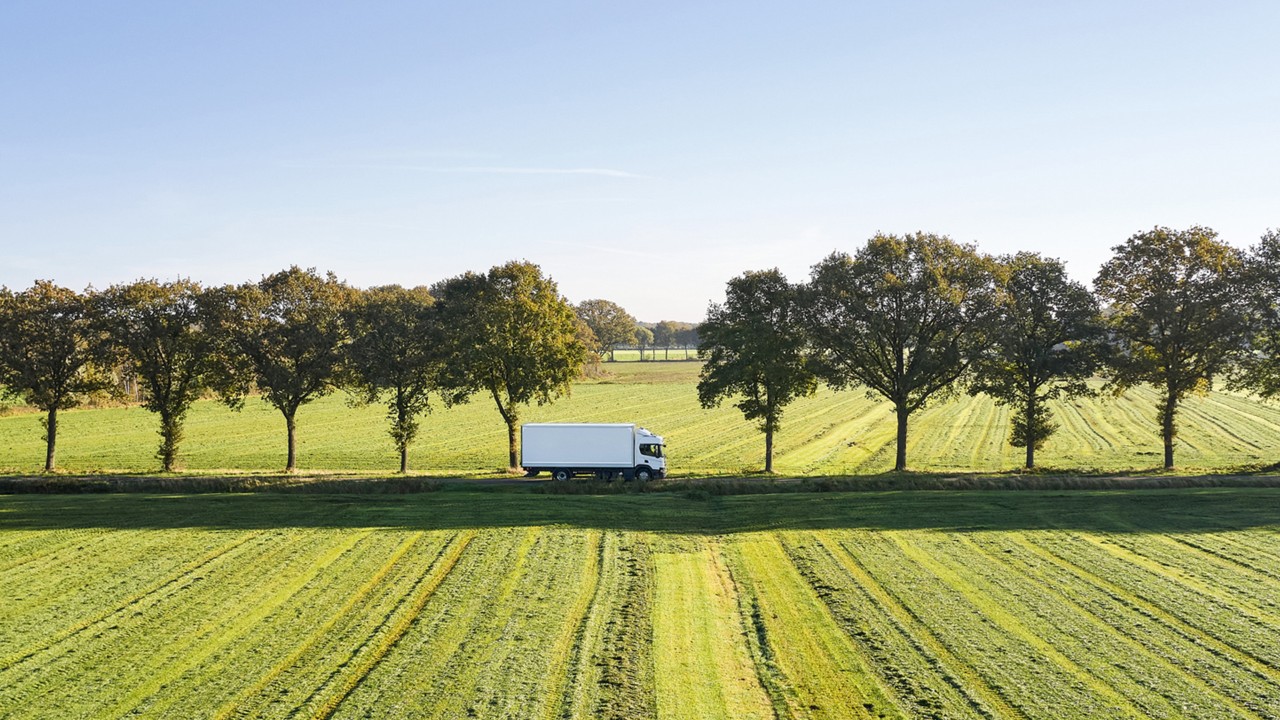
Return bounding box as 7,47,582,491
639,443,664,458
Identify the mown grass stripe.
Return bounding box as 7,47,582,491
315,529,533,718
811,533,1024,720
210,531,427,720
961,534,1266,720
1013,534,1280,687
309,530,476,720
540,527,599,717
0,531,263,672
0,529,321,713
729,535,904,720
652,540,774,720
102,530,373,719
559,532,616,719
0,529,101,574
887,532,1148,719
1080,533,1280,630
415,528,547,718
1138,531,1280,587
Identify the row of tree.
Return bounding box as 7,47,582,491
575,300,698,361
697,226,1280,472
0,262,590,473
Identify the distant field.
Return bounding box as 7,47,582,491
2,489,1279,719
2,361,1280,475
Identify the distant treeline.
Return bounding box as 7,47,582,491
3,225,1279,478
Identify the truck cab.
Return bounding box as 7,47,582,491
635,427,667,479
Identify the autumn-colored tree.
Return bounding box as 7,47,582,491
802,233,998,471
969,254,1105,469
575,299,636,361
0,282,114,471
1095,226,1249,469
698,269,815,472
434,261,588,469
100,279,216,471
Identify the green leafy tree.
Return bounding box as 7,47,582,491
576,299,636,361
0,282,114,471
345,285,458,473
434,261,588,469
206,267,356,472
100,279,216,471
676,324,700,358
653,320,685,360
1231,230,1280,421
634,325,654,361
802,232,998,471
1095,226,1248,469
698,269,816,473
969,253,1105,469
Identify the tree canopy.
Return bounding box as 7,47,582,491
969,253,1104,468
698,269,815,472
435,261,588,469
206,267,356,472
0,282,114,471
1094,226,1248,469
345,285,455,473
100,279,216,471
575,299,636,361
1232,229,1280,401
802,232,998,471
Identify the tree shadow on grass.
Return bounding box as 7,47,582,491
1,487,1278,535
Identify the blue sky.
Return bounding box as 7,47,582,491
2,2,1277,321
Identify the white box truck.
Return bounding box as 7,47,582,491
521,423,666,481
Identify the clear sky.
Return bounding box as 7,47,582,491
3,2,1278,322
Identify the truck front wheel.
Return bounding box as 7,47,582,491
635,466,654,482
552,469,571,482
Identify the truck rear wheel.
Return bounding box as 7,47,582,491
635,466,653,482
552,469,571,482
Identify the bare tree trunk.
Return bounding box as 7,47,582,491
43,406,57,472
507,419,519,470
895,404,909,472
1025,393,1036,470
284,410,298,472
764,423,774,473
1161,390,1177,469
159,410,181,472
397,399,409,474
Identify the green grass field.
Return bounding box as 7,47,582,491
3,361,1280,476
2,488,1279,719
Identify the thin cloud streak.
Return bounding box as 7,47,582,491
278,162,655,180
445,166,654,179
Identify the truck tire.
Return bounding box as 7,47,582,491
635,466,653,482
552,469,571,482
524,469,540,478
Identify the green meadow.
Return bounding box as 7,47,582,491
3,489,1280,719
2,361,1280,476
